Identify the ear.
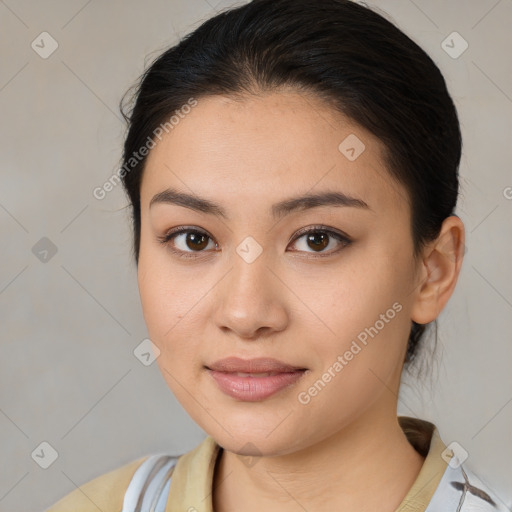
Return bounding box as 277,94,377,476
410,216,465,325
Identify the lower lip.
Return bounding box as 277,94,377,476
207,369,306,401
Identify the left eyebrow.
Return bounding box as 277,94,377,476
149,187,370,221
271,190,370,219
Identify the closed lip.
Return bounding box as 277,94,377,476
205,357,306,373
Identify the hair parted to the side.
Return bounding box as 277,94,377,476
119,0,462,367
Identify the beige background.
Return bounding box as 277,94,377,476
0,0,511,510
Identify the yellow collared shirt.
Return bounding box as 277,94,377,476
46,416,507,511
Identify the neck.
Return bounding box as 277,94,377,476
212,408,425,512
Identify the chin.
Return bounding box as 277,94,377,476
196,407,310,457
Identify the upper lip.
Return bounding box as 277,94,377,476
206,357,306,373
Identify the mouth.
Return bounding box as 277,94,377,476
205,357,308,401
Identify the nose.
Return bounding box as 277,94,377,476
211,248,289,340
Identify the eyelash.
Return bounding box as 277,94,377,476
156,225,352,260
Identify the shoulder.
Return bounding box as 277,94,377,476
428,457,510,511
397,417,510,511
44,455,150,512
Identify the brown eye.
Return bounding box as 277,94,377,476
289,226,351,256
184,231,209,251
157,227,216,258
305,232,330,252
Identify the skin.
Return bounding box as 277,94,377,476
137,90,465,511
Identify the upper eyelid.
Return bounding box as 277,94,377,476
160,225,351,249
292,225,351,241
162,224,350,239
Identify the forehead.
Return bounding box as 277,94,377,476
140,91,409,217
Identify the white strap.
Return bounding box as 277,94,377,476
122,454,178,512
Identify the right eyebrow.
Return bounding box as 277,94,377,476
149,187,370,221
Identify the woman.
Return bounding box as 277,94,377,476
46,0,508,510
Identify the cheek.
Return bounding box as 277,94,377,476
304,249,414,388
137,241,189,352
315,250,412,339
138,258,204,406
137,239,215,387
295,289,410,433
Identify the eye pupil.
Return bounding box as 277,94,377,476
187,232,209,251
307,232,329,252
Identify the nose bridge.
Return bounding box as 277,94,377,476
231,242,272,295
212,236,288,338
228,237,273,305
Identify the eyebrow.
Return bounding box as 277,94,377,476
149,187,370,220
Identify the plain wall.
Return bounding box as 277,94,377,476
0,0,510,510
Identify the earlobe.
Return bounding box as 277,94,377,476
410,216,465,325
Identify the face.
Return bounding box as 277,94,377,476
137,91,422,456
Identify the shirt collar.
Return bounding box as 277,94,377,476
166,416,449,512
